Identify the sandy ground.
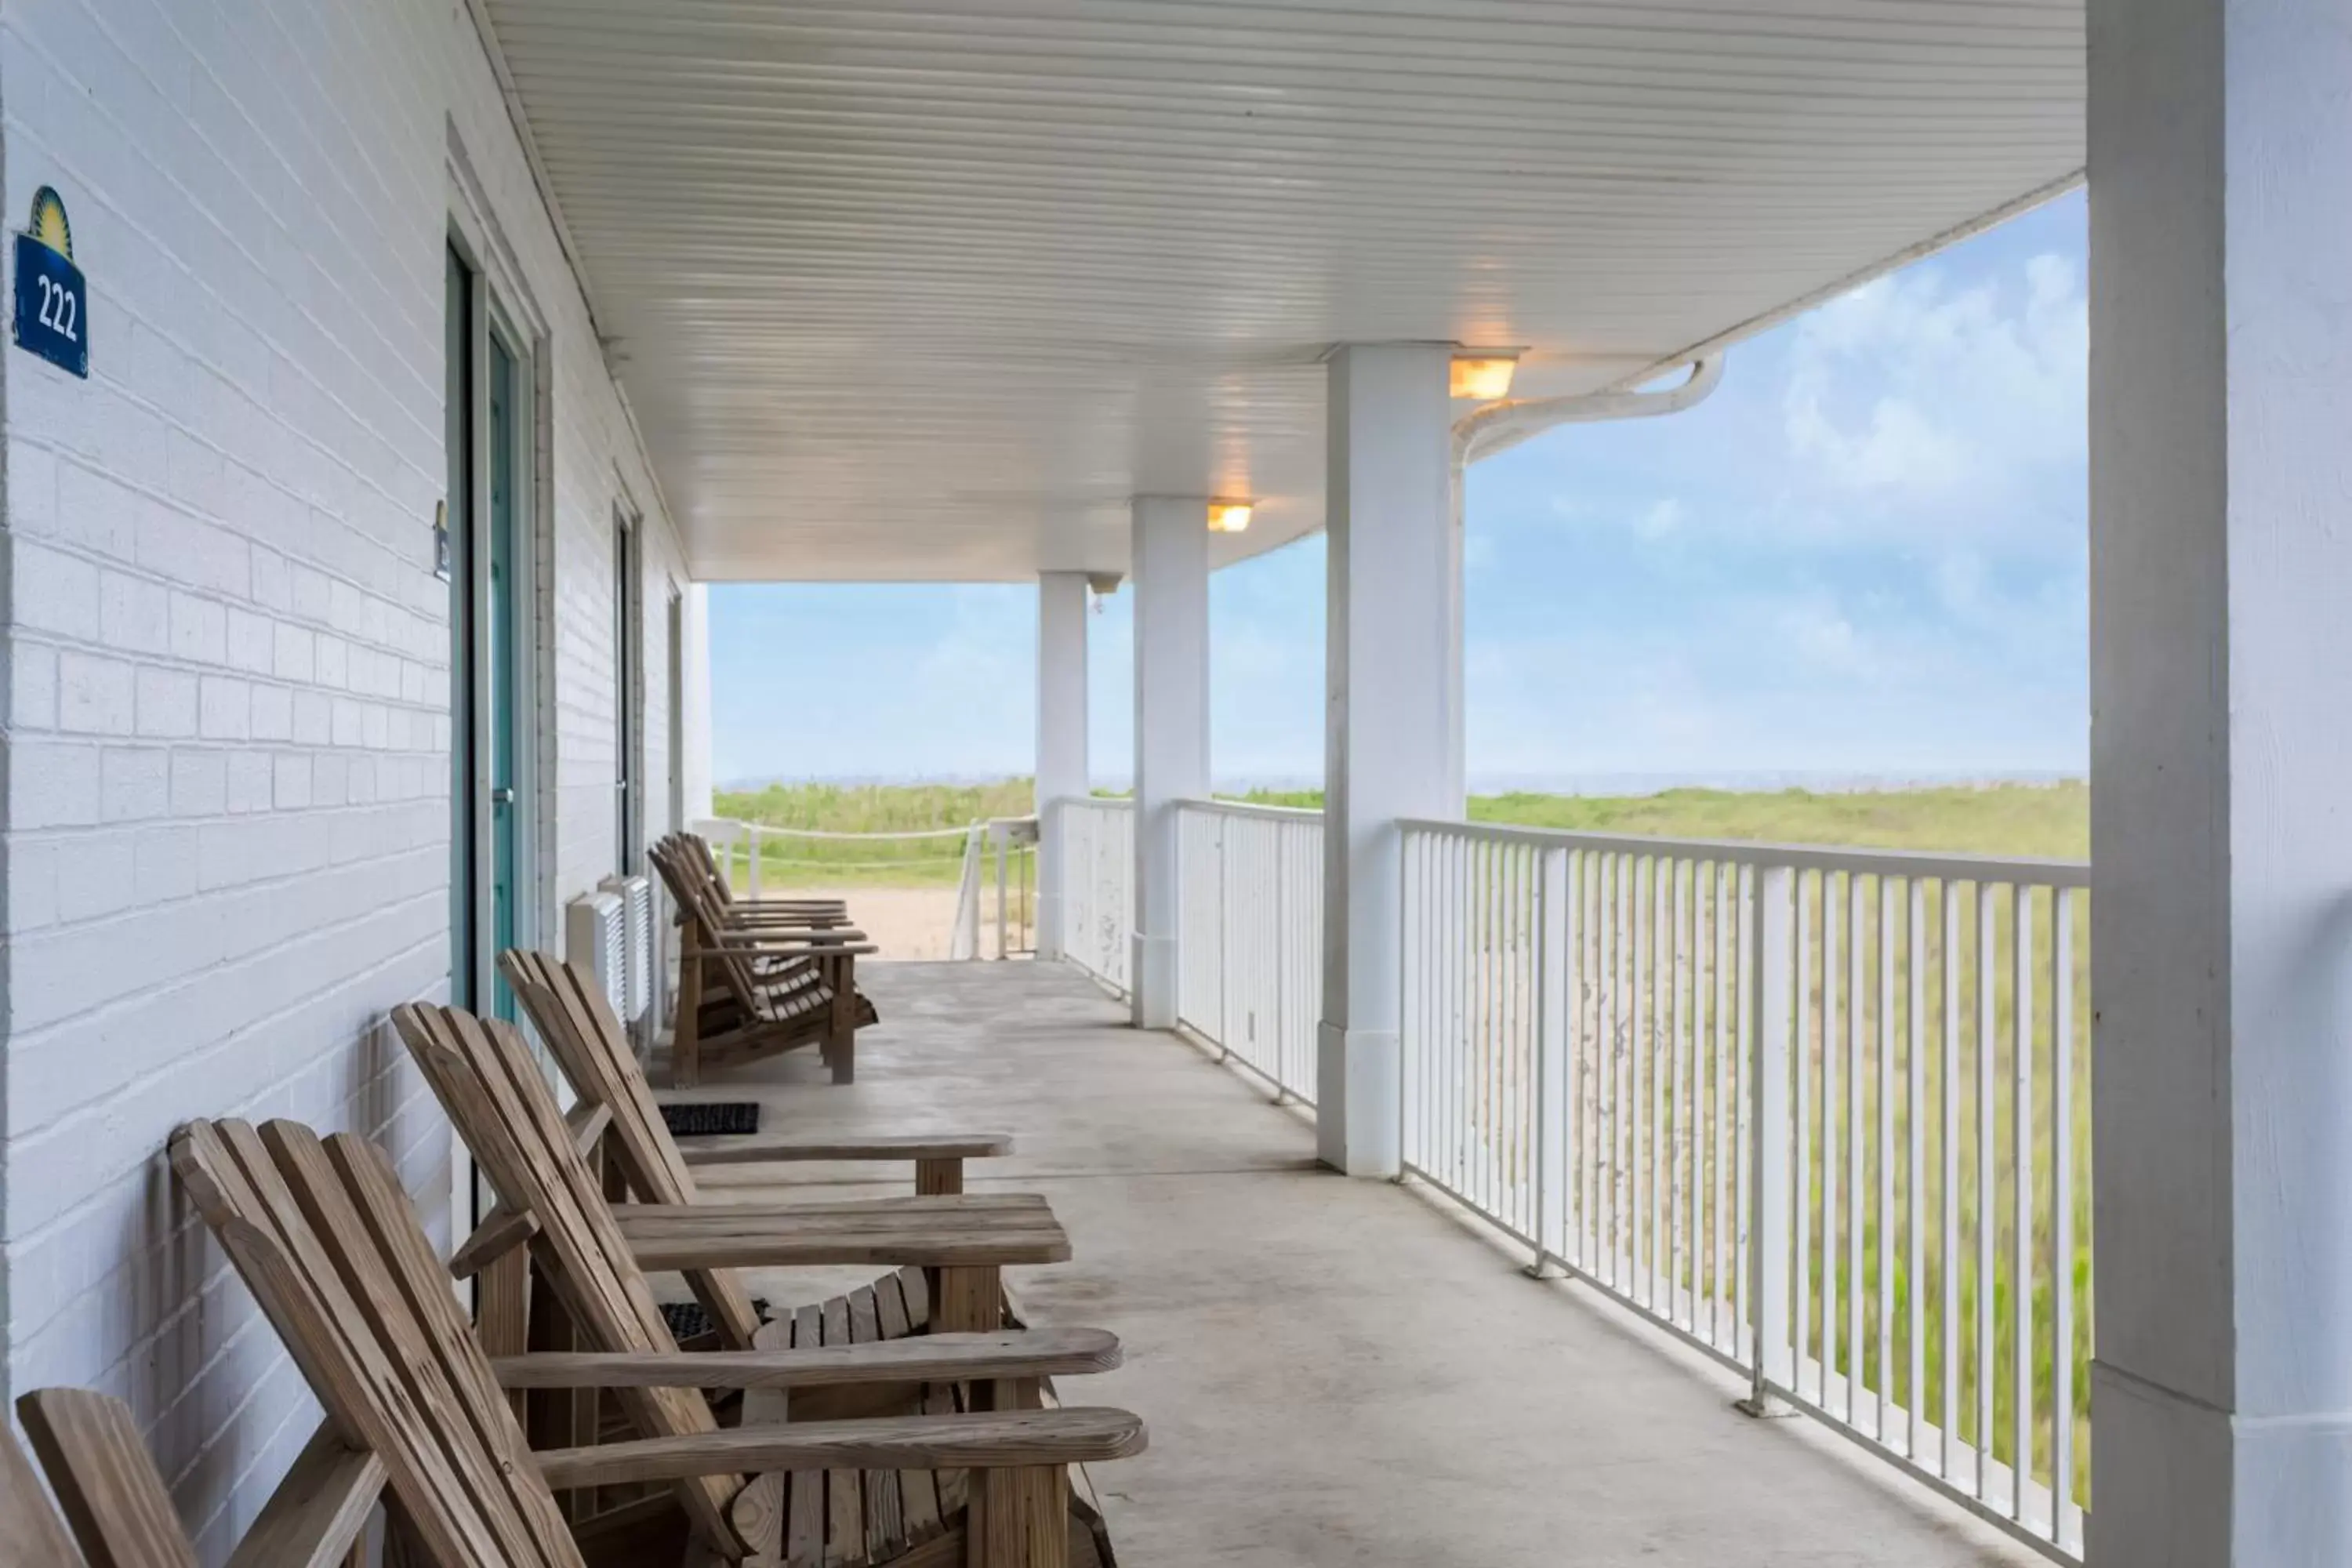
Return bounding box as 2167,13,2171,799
768,885,1030,961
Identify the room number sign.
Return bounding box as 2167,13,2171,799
13,187,89,379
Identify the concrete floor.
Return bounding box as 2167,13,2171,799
678,960,2049,1568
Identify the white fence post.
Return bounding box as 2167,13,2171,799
1528,845,1571,1279
746,823,762,900
1744,862,1795,1416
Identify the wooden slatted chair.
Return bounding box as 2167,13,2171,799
500,948,1013,1353
673,831,851,927
389,1003,1122,1566
648,837,880,1088
4,1388,383,1568
168,1115,1143,1567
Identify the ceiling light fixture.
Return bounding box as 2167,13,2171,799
1207,500,1254,534
1450,354,1521,401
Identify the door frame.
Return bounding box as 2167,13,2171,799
448,161,553,1021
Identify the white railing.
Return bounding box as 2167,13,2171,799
692,815,975,899
949,815,1040,960
1056,798,1134,994
1175,800,1323,1102
1399,821,2092,1563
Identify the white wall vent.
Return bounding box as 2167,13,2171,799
565,889,628,1022
600,873,655,1022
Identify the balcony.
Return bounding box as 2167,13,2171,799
693,953,2046,1565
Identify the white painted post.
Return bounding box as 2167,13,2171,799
1131,496,1210,1030
1743,864,1794,1415
681,583,715,823
2089,3,2352,1561
1442,453,1470,818
1318,342,1455,1177
745,823,761,900
1034,571,1091,960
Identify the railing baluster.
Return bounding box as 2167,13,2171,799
1732,864,1752,1355
1976,880,1998,1502
1663,858,1677,1315
1878,875,1896,1439
1612,852,1628,1287
2012,883,2034,1523
1848,872,1865,1427
2052,887,2076,1549
1943,878,1962,1483
1748,864,1795,1410
1908,876,1927,1460
1823,870,1842,1408
1675,858,1692,1326
1795,869,1813,1396
1590,860,1609,1279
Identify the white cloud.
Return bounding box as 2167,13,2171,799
1774,594,1871,675
1781,254,2086,532
1637,498,1686,539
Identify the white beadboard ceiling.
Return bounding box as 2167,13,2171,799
479,0,2083,581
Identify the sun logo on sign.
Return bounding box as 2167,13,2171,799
27,187,72,263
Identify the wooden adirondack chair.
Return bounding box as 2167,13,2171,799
499,949,1044,1363
499,949,1013,1347
388,1003,1123,1565
5,1388,382,1568
648,838,879,1088
168,1115,1143,1567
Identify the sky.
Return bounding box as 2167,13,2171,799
710,189,2089,793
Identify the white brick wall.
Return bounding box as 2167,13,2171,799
0,0,694,1555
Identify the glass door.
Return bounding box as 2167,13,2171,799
486,334,521,1017
448,238,532,1024
446,247,478,1011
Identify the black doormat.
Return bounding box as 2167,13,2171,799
661,1102,761,1138
662,1298,771,1345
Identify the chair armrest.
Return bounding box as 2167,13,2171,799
223,1420,386,1568
705,941,880,960
448,1202,537,1280
675,1132,1013,1167
568,1100,613,1154
720,906,851,921
706,927,869,946
535,1407,1146,1490
492,1327,1120,1390
612,1196,1071,1269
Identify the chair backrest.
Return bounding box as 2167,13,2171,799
387,1003,745,1546
672,832,846,920
496,949,766,1349
647,840,771,1016
13,1388,197,1568
169,1116,584,1567
677,830,739,906
1,1404,94,1567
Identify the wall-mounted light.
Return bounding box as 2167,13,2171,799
1450,354,1520,401
1207,500,1254,534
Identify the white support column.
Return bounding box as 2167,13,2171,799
1033,571,1091,960
1319,343,1454,1176
680,583,714,822
1130,496,1208,1029
1442,457,1470,817
2089,3,2352,1563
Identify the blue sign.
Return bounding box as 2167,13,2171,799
13,187,87,379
